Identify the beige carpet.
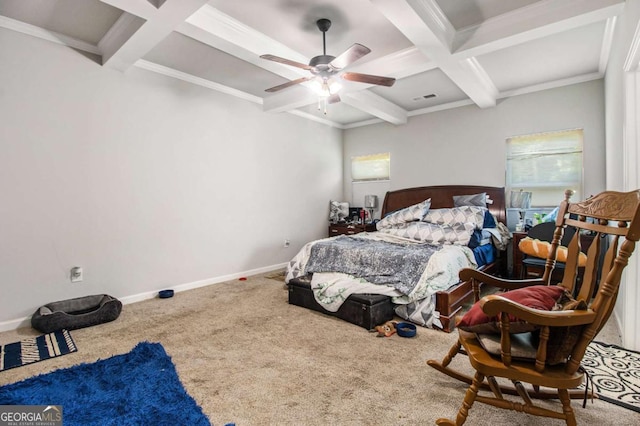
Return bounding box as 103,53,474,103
1,274,637,425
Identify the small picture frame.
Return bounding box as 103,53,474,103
329,201,349,223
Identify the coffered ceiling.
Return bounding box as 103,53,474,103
0,0,624,128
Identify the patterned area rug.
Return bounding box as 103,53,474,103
0,329,77,372
581,341,640,413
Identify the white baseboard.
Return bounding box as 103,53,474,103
0,263,288,333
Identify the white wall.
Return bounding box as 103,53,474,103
605,0,640,350
343,80,606,207
0,28,343,328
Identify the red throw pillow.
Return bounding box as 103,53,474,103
457,285,565,334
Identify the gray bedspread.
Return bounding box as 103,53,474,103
304,236,441,295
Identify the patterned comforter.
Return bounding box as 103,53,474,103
305,235,442,294
285,232,477,328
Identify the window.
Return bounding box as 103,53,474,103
506,129,583,206
351,152,390,182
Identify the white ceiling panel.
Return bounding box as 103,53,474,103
0,0,121,44
476,21,606,92
370,69,468,111
144,32,288,98
0,0,624,128
210,0,413,62
436,0,540,30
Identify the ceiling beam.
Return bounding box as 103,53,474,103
98,0,208,71
99,0,157,20
181,5,416,124
178,6,308,82
182,6,436,83
262,87,320,113
134,60,262,104
372,0,497,108
341,91,408,125
346,46,437,79
452,0,625,59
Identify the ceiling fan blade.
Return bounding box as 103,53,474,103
264,77,313,93
341,72,396,87
260,54,312,70
327,94,341,104
329,43,371,70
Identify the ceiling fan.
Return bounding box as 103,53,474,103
260,18,395,106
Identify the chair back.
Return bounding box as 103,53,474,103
543,190,640,373
527,221,575,246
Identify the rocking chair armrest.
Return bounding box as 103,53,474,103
459,268,546,290
479,295,597,326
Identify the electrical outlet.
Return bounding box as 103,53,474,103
283,239,290,248
70,266,83,283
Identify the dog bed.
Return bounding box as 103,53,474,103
31,294,122,333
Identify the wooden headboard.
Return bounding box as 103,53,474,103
381,185,506,225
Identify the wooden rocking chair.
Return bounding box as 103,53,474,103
428,189,640,425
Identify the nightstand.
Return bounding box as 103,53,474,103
328,223,376,237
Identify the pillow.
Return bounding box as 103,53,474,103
453,192,487,207
378,221,475,245
422,206,486,230
518,238,587,266
457,285,565,334
376,199,431,230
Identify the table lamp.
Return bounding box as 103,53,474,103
510,190,532,231
364,195,378,223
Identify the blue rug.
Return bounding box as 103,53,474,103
0,342,212,425
0,329,77,372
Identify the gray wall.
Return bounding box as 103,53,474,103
0,28,342,327
343,80,606,210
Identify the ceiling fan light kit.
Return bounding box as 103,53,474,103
260,18,395,114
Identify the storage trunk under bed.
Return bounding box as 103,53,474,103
287,276,394,330
287,261,495,332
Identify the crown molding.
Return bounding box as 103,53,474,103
498,71,603,99
624,19,640,72
453,0,624,59
599,16,618,74
286,110,345,129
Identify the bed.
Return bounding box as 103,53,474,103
285,185,508,332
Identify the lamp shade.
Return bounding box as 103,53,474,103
364,195,378,209
510,190,532,209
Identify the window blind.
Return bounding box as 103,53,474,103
351,152,390,182
506,129,583,206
